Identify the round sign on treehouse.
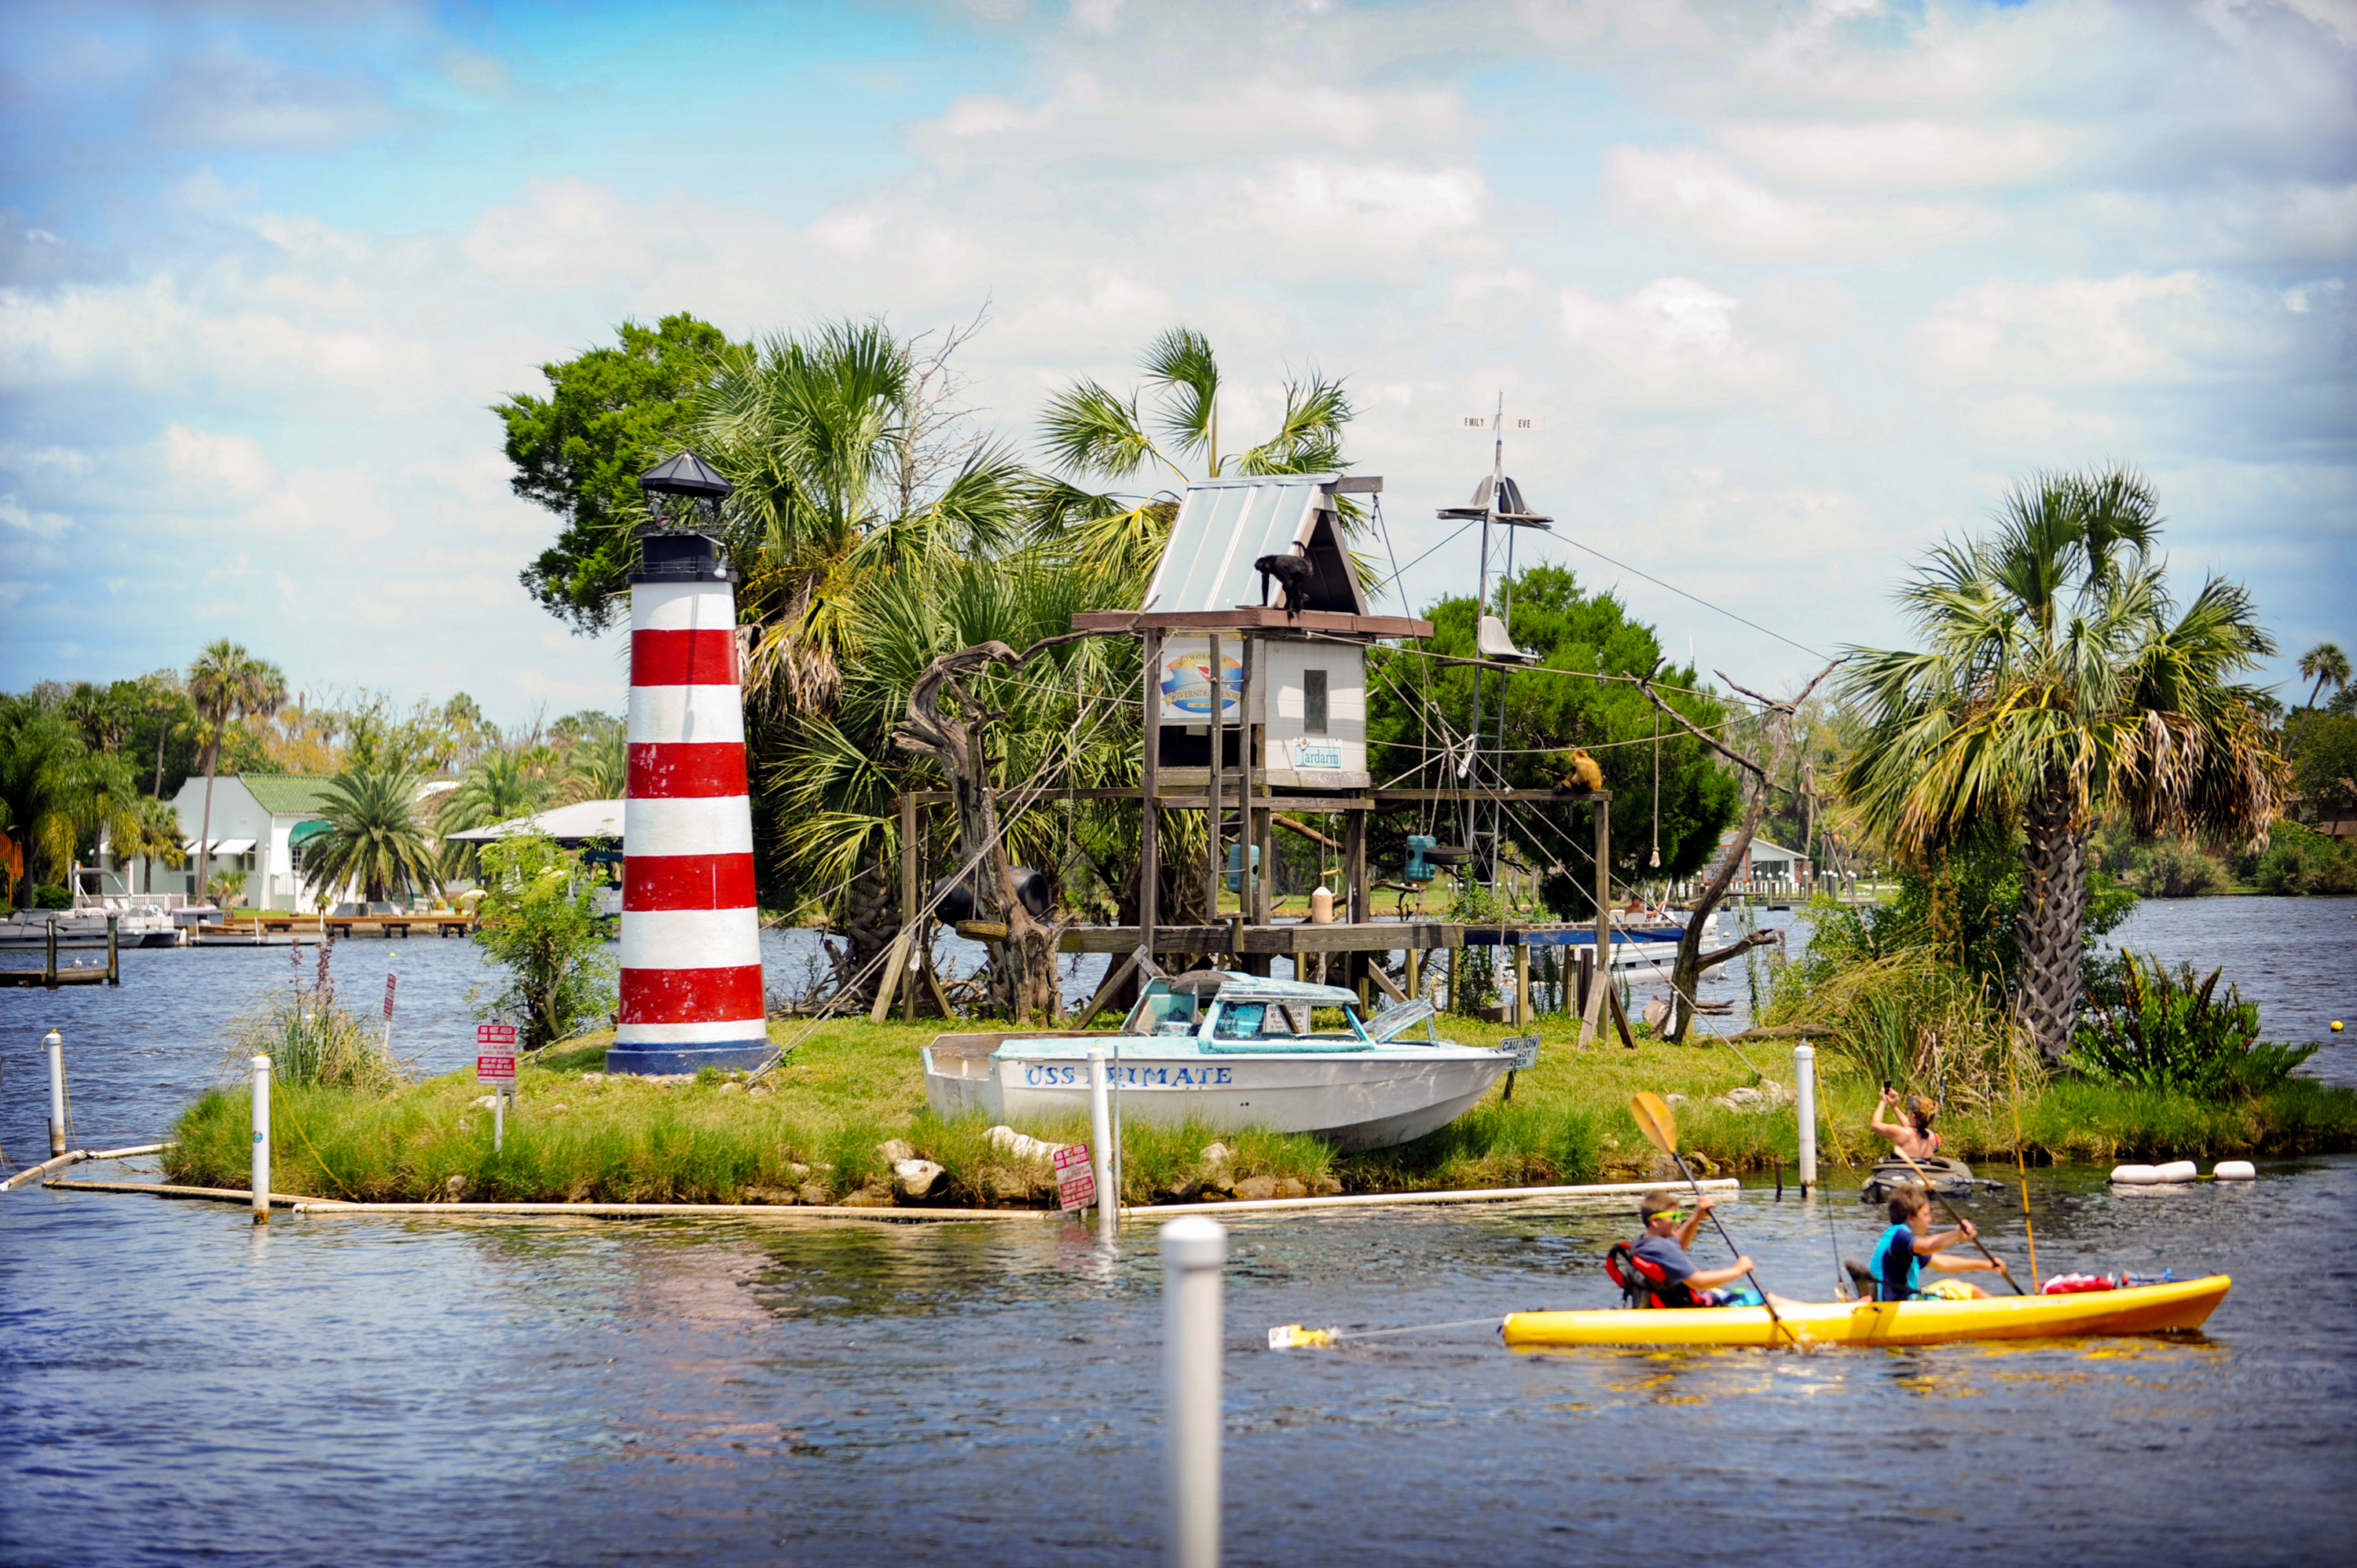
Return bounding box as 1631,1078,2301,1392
608,451,770,1076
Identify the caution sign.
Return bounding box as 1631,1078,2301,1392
1054,1143,1097,1211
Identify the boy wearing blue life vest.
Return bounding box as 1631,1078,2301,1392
1871,1184,2008,1302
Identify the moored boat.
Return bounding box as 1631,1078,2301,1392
922,971,1523,1152
1501,1273,2231,1349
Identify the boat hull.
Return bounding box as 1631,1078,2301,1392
925,1045,1512,1152
1501,1274,2231,1349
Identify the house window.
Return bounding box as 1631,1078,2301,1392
1303,669,1328,735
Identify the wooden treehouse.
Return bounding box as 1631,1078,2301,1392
884,471,1632,1045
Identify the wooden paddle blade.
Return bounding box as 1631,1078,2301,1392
1630,1091,1678,1156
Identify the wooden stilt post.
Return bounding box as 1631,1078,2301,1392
1515,941,1530,1027
900,789,919,1024
1576,949,1594,1035
1406,947,1420,1000
1141,629,1162,976
1578,800,1611,1048
1205,631,1223,924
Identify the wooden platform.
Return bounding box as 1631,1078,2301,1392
198,912,477,941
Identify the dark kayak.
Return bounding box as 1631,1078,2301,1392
1860,1154,2005,1202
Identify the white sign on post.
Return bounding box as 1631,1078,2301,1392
1054,1142,1098,1212
476,1023,518,1094
383,973,398,1020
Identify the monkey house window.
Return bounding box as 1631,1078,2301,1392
1303,669,1329,735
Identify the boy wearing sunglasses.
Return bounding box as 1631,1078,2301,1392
1632,1189,1761,1306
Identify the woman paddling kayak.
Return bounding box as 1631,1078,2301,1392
1871,1086,1942,1161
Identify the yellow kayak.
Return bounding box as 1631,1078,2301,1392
1502,1274,2231,1349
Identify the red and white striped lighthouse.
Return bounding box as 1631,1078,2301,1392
609,453,768,1075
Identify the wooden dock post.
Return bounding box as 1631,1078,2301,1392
1576,798,1611,1048
899,790,919,1023
1140,628,1161,977
1515,941,1530,1027
1205,631,1224,925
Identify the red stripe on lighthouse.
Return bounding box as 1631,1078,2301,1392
625,853,758,911
631,628,739,687
627,742,749,798
619,965,767,1024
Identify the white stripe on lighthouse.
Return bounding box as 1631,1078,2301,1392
620,907,764,973
621,798,757,858
626,684,747,746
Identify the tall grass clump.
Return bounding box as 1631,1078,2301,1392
228,936,407,1093
1761,941,2039,1114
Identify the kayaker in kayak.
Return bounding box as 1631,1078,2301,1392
1871,1086,1942,1161
1871,1184,2009,1301
1626,1190,1794,1307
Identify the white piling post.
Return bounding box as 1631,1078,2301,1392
44,1028,68,1156
251,1053,272,1223
1160,1216,1227,1568
1087,1044,1116,1243
1794,1040,1817,1196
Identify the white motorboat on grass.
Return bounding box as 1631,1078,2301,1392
922,971,1527,1152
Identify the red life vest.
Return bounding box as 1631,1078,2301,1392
1605,1242,1699,1310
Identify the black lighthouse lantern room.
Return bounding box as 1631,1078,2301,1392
634,449,735,584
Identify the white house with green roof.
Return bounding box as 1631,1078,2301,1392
163,775,343,910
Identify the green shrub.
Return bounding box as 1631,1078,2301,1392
469,834,618,1050
2067,950,2316,1097
2249,822,2357,895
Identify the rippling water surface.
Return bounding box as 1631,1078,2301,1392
2,897,2353,1566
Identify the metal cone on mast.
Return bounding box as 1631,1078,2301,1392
607,450,769,1076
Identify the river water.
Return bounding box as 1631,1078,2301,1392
3,897,2353,1565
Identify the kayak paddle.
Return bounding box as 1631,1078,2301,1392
1629,1091,1798,1346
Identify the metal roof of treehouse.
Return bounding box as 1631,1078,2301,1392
1142,473,1369,617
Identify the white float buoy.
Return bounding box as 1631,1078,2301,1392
2110,1163,2160,1185
2212,1160,2256,1180
2154,1160,2199,1184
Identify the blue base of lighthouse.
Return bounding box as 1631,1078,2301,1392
605,1039,775,1076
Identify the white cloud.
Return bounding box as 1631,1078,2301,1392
1956,391,2121,449
1557,277,1785,404
163,425,276,504
1515,0,1714,48
1,495,71,538
1718,120,2069,191
141,43,395,150
1912,272,2205,387
1602,145,2005,260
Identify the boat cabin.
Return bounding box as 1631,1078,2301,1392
1121,971,1441,1048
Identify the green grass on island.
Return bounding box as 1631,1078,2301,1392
163,1015,2357,1208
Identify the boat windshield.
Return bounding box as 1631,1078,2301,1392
1128,991,1203,1036
1208,999,1370,1045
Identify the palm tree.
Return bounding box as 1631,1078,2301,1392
1836,467,2286,1063
119,795,188,895
2298,642,2351,713
435,749,553,879
134,670,189,797
1037,328,1354,586
556,730,626,804
187,640,287,902
303,769,439,904
692,317,1030,715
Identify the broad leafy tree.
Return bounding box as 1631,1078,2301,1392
496,313,739,630
1835,467,2285,1063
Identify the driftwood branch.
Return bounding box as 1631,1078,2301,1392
1692,929,1777,972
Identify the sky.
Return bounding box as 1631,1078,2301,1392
2,0,2352,730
